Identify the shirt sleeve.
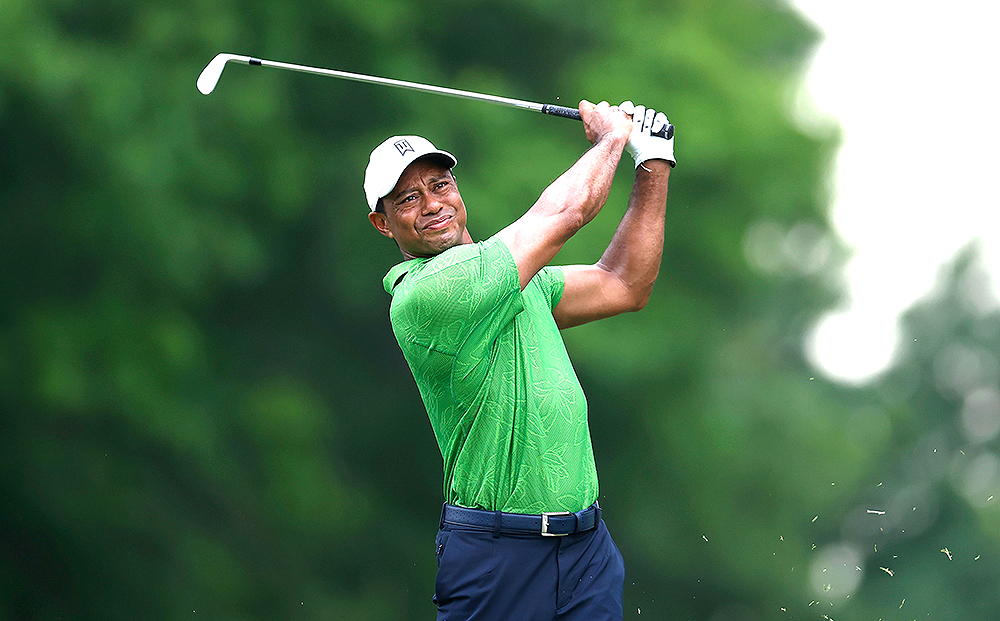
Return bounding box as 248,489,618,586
530,265,565,310
390,236,524,354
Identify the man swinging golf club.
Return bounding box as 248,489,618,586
366,99,674,621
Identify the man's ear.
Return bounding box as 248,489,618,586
369,211,394,238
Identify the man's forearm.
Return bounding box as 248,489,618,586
498,101,633,290
534,133,628,233
596,160,670,307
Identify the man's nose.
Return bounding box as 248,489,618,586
423,193,444,214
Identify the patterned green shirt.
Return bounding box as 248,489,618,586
383,236,598,514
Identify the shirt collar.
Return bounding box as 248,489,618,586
383,258,424,294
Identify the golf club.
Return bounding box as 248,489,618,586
197,53,582,121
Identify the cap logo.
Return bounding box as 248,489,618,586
394,139,414,156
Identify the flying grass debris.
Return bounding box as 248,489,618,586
941,548,953,560
867,509,886,515
880,567,894,577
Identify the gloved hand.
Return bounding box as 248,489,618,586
620,101,675,169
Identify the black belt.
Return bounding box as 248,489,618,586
441,502,602,537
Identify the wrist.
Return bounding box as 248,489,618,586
636,159,671,174
596,130,630,152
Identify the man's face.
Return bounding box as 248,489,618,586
368,158,472,259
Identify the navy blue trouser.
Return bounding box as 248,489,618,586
432,518,625,620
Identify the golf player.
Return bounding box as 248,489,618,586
366,99,673,620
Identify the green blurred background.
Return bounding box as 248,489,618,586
2,0,998,619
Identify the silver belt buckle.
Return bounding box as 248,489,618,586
540,511,572,536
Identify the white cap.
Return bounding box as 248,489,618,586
364,135,457,212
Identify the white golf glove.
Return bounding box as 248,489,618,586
620,101,675,169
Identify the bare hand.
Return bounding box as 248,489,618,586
579,100,632,146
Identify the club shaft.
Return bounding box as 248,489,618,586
246,57,581,120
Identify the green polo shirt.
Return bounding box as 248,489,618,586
383,236,598,514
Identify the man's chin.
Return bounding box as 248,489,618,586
428,237,462,255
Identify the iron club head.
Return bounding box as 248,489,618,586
197,53,252,95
